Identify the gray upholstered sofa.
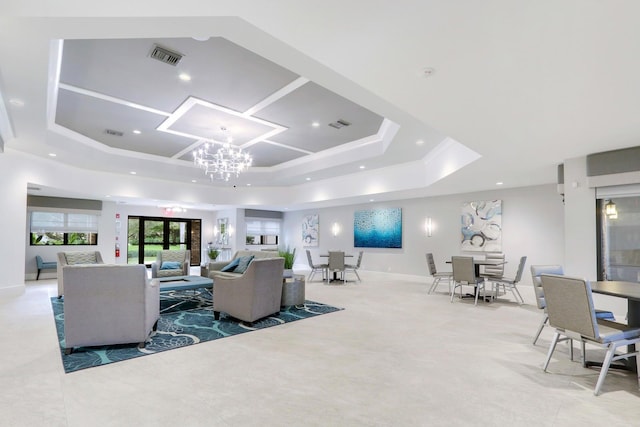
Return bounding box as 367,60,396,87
212,257,285,323
57,250,104,298
62,264,159,354
208,250,278,278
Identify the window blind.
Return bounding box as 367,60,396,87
30,211,99,233
246,219,280,235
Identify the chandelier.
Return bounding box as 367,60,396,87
192,139,252,182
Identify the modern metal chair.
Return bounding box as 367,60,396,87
492,256,527,304
345,250,363,282
327,251,345,283
480,252,505,280
426,253,453,294
530,265,615,345
540,274,640,395
451,256,486,305
305,250,327,282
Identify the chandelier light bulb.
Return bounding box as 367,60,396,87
192,136,252,182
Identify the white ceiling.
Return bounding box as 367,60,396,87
2,2,640,211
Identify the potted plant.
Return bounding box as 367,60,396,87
208,247,220,261
279,246,296,277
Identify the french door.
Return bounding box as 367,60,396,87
127,216,201,266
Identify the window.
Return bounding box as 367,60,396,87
246,219,280,246
597,196,640,282
30,210,99,245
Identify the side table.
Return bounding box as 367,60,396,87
281,274,305,307
200,265,209,277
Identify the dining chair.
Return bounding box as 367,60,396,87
530,265,615,346
306,250,328,282
327,251,345,283
540,274,640,395
491,256,526,304
344,250,363,282
480,252,505,280
426,253,452,294
451,256,486,305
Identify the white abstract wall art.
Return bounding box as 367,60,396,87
461,200,502,252
302,214,319,247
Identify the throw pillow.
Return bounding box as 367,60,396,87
220,257,241,272
233,255,254,274
160,261,182,270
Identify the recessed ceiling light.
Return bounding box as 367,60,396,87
191,180,197,183
359,165,365,169
311,121,320,127
133,129,141,134
9,98,24,107
305,177,311,181
496,182,503,186
246,183,251,186
130,171,137,175
421,67,435,78
178,73,191,81
369,199,375,202
416,139,425,145
48,153,57,157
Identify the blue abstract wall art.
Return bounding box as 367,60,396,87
354,208,402,248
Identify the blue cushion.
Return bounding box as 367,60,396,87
233,255,254,274
220,257,241,272
160,261,182,270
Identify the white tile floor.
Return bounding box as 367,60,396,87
2,271,640,426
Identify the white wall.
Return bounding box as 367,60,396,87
283,184,565,286
0,151,29,294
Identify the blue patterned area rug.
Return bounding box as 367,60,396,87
50,289,342,373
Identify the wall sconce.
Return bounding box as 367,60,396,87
605,200,618,219
331,222,340,237
425,217,433,237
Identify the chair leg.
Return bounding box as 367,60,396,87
533,314,548,345
37,269,41,280
512,286,524,304
543,331,561,371
428,277,440,294
354,269,361,282
594,343,617,396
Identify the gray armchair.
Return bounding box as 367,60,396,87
151,250,190,278
57,250,104,298
212,257,285,323
62,264,159,354
540,274,640,395
530,264,615,345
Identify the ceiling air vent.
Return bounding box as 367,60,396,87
328,119,352,129
149,44,183,66
105,129,124,137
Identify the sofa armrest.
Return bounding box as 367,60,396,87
151,262,159,278
208,260,230,272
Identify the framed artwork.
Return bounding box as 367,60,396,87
354,208,402,248
461,200,502,252
302,214,319,247
217,217,229,246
